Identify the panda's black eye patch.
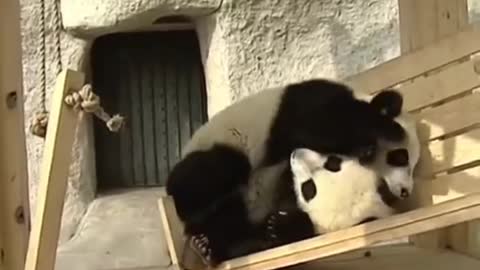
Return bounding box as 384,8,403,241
387,149,409,167
324,156,342,172
301,178,317,202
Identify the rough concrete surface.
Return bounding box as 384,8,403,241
62,0,222,36
55,188,170,270
20,0,96,245
17,0,480,269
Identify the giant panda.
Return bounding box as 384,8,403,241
270,148,400,240
166,79,408,266
265,109,421,247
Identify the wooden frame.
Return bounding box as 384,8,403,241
160,4,480,270
0,0,31,270
8,0,479,270
24,70,85,270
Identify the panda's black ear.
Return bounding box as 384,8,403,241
324,156,342,172
370,90,403,118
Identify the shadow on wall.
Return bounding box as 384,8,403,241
327,7,480,80
326,17,399,80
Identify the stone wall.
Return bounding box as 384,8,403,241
19,0,480,246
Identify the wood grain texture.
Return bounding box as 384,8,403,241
395,0,480,256
24,70,85,270
345,22,479,94
292,244,480,270
217,194,480,270
0,0,31,270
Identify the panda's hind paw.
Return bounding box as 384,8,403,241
266,210,290,241
190,234,213,266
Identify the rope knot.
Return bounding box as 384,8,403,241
64,83,125,132
64,84,100,113
30,111,49,138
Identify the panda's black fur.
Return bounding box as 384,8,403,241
166,79,405,265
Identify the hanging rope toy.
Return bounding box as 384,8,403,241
64,84,125,132
30,111,49,137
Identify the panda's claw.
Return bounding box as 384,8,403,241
267,215,276,225
190,234,213,266
265,210,292,241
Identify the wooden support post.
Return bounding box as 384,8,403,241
24,70,85,270
0,0,31,270
398,0,480,257
399,0,469,53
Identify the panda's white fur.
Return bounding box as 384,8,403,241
288,109,421,234
182,86,284,165
243,161,289,223
372,112,420,198
290,148,395,233
167,79,419,264
353,91,421,199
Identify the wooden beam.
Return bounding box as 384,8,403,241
297,245,480,270
158,197,185,268
160,191,480,270
0,0,31,270
24,69,85,270
399,0,469,53
220,193,480,270
345,23,480,94
397,0,479,255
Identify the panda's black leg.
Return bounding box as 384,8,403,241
166,144,251,227
187,189,261,266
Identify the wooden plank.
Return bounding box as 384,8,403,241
102,245,480,270
413,164,480,257
158,196,205,270
396,0,473,250
416,92,480,141
399,0,469,53
414,127,480,253
158,197,185,267
345,22,480,94
0,0,30,270
24,69,85,270
400,58,480,112
416,128,480,177
294,245,480,270
213,193,480,270
414,166,480,205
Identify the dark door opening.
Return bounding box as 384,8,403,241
91,30,208,190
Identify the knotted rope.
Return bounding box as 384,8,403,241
30,83,125,137
30,0,63,138
30,111,49,137
64,84,125,132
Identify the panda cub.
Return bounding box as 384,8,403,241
167,79,408,266
293,149,395,232
266,108,421,245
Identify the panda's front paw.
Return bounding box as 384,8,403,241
190,234,213,266
266,210,291,242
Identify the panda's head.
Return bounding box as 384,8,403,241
289,149,379,204
289,148,394,232
367,111,420,199
358,89,421,199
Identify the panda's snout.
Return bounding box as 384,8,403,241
400,188,410,198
